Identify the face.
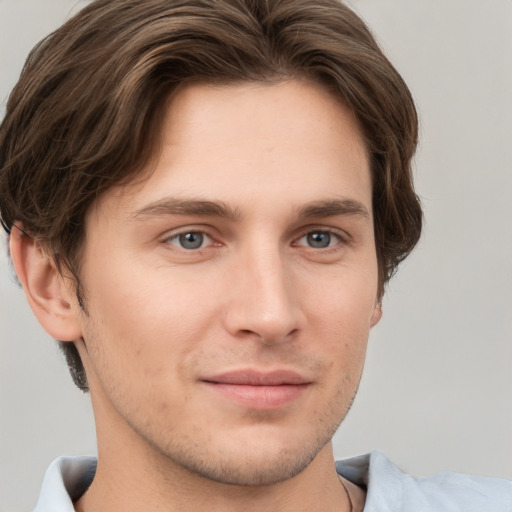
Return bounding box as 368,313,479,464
73,80,381,485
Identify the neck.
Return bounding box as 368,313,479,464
76,374,361,512
75,433,355,512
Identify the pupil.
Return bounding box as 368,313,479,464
179,232,203,249
307,232,330,248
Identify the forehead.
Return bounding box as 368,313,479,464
91,79,372,222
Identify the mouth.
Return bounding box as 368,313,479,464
200,369,312,409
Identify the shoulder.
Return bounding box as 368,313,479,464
336,451,512,512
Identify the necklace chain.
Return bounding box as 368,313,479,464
339,477,354,512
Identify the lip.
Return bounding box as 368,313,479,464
200,369,312,409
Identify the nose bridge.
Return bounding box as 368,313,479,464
225,238,302,342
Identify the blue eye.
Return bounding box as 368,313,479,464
307,232,331,248
298,231,340,249
168,232,208,250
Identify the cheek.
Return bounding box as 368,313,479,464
303,266,378,329
81,266,221,378
301,268,376,368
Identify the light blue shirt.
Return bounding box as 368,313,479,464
33,451,512,511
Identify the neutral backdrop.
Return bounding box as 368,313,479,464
1,1,511,510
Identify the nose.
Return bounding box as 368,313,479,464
223,245,305,344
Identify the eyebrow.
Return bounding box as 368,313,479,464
131,198,240,221
131,197,369,222
298,199,370,220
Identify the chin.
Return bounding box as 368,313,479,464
158,424,337,487
180,447,319,486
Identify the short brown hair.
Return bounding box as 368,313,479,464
0,0,422,391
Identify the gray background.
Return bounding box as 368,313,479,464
1,0,511,510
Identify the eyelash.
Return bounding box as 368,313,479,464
165,231,215,251
163,226,348,252
293,230,345,250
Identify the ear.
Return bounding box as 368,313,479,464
370,301,382,328
9,226,83,342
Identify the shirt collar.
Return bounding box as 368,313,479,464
33,456,97,512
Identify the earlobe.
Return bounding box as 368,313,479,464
370,302,382,327
9,225,83,342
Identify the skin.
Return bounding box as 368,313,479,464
12,79,381,512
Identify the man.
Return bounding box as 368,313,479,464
0,0,510,511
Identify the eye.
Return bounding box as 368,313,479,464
296,230,342,249
167,231,211,250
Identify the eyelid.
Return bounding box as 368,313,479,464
292,225,350,247
161,225,220,249
158,223,350,252
166,231,212,248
